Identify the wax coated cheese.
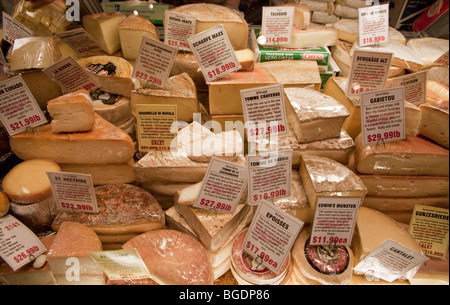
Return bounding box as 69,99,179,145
119,14,159,60
260,60,322,90
419,99,449,148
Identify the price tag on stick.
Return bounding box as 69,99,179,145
358,3,390,47
261,6,294,46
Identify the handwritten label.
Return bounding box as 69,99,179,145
261,6,294,46
164,11,196,51
1,12,33,44
358,3,390,47
56,28,103,56
389,71,427,106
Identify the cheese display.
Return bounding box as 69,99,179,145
8,37,61,72
260,60,322,90
419,99,449,148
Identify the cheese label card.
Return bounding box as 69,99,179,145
43,56,100,94
47,171,98,214
361,86,406,146
247,149,292,206
1,12,33,44
434,50,449,66
347,50,392,97
164,11,197,51
193,156,248,214
310,197,361,247
354,238,429,282
241,84,288,141
90,249,152,281
260,6,295,46
243,199,304,273
133,37,178,88
358,3,390,47
389,70,427,106
0,75,48,136
136,104,177,152
0,215,46,271
56,28,103,56
408,205,449,259
188,25,240,83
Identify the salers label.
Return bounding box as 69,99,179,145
260,6,294,46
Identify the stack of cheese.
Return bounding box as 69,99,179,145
298,0,370,25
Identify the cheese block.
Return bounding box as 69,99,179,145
260,60,322,90
282,3,311,29
91,91,132,126
352,207,424,281
139,182,194,198
2,159,60,204
284,87,349,143
169,3,248,50
406,37,449,69
51,184,164,236
311,11,339,24
47,221,104,285
208,63,277,115
119,13,159,60
0,191,9,217
334,4,359,19
20,70,64,110
235,48,255,71
8,36,61,71
354,134,450,176
419,99,449,148
427,66,449,87
9,196,57,233
122,229,214,285
82,12,126,55
10,114,135,165
210,114,246,139
299,0,334,13
362,196,449,212
299,154,367,209
285,23,338,49
130,72,199,123
426,80,449,104
170,52,207,92
47,89,96,133
77,55,139,98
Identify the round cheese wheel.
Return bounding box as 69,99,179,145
0,191,10,217
2,159,61,204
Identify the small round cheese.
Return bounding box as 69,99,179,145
0,191,10,217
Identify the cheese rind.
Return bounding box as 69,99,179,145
82,12,125,55
362,196,449,212
419,100,449,148
119,14,159,60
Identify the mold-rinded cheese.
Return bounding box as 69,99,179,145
406,37,449,69
122,229,214,285
51,184,164,236
208,63,277,115
0,191,9,217
82,12,126,55
169,3,248,50
9,196,57,233
284,87,349,143
20,70,64,110
299,0,334,13
419,99,449,148
426,80,449,104
299,154,367,210
354,134,449,176
260,60,322,90
287,23,338,49
2,159,60,204
119,14,159,60
282,3,311,29
334,4,359,19
8,36,61,71
352,207,424,281
362,196,449,212
47,221,104,285
131,72,199,123
47,89,96,133
92,94,132,126
10,114,135,165
311,11,339,24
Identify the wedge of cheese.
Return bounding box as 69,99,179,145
8,36,61,71
284,23,338,49
188,130,244,163
406,37,449,69
82,12,125,55
235,48,255,71
260,60,322,90
419,99,449,148
362,196,449,212
282,3,311,29
426,80,449,104
10,114,135,165
92,93,132,126
354,134,449,176
171,52,207,92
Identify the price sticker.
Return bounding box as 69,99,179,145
0,215,47,271
133,36,178,88
361,86,405,146
164,11,197,51
389,70,427,106
56,28,103,56
0,75,47,136
47,171,98,213
1,12,33,44
188,25,240,83
310,197,361,247
358,3,390,47
243,200,304,273
261,6,294,46
193,157,247,214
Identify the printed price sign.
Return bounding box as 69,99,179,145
193,157,247,214
164,11,196,51
389,70,427,106
56,28,103,56
247,149,292,206
133,36,177,88
359,3,390,47
0,215,46,271
1,12,33,44
47,171,98,213
0,75,47,136
310,197,361,247
361,86,405,146
260,6,294,46
188,25,240,83
243,200,303,273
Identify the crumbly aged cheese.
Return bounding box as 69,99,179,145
10,114,135,165
2,159,60,204
286,23,338,48
299,154,367,209
311,11,339,24
284,87,349,143
119,14,159,60
282,3,311,29
0,191,10,217
406,37,449,68
260,60,322,90
354,134,449,176
9,196,57,233
362,196,449,212
426,80,449,104
8,36,61,71
19,70,63,110
92,94,132,126
131,72,199,122
170,3,248,50
82,12,126,55
419,99,449,148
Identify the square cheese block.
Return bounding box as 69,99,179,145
131,72,199,123
260,60,322,90
47,89,96,133
354,134,449,176
284,87,349,143
299,154,367,210
419,100,449,148
362,196,449,212
82,12,126,55
8,36,61,71
119,14,159,60
10,114,135,165
282,3,311,29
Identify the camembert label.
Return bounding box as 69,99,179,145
1,12,33,44
358,3,390,47
164,11,196,51
260,6,294,46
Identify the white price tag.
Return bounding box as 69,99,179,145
389,70,427,106
261,6,294,46
358,3,390,47
0,215,46,271
164,11,197,51
56,28,103,56
1,12,33,44
188,25,240,83
0,75,48,136
361,86,406,146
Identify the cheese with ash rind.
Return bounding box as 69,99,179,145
260,60,322,90
419,99,449,148
82,12,125,55
8,36,61,71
